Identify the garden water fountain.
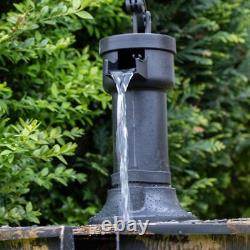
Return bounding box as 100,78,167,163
89,0,194,224
0,1,249,249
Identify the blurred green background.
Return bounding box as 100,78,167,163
0,0,249,225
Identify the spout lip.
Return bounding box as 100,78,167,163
99,33,176,55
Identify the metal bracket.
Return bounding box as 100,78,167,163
124,0,152,33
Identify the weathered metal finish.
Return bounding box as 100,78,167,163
75,219,250,249
0,219,250,250
75,219,250,236
0,220,250,249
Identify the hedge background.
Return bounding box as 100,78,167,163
0,0,249,225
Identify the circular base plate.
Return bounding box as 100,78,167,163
89,185,195,224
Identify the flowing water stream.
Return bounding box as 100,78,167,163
115,231,120,250
110,70,134,222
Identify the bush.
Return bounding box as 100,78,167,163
0,0,127,225
149,0,250,218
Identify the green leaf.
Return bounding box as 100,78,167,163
24,38,35,47
26,202,32,213
41,168,49,177
40,38,49,47
13,3,24,13
0,150,12,156
28,215,40,224
51,83,58,97
41,6,49,16
73,0,81,10
56,155,67,165
75,11,93,19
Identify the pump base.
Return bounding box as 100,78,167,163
89,185,194,224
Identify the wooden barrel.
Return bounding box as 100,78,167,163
0,219,249,249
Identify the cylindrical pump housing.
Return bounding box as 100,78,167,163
89,32,194,223
100,33,176,93
100,33,176,186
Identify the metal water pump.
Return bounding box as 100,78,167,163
90,0,194,223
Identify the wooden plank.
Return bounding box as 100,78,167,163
0,219,250,249
0,226,75,250
73,219,250,236
0,226,63,241
73,234,250,250
118,235,250,250
1,219,249,240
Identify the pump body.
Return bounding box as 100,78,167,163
89,33,194,223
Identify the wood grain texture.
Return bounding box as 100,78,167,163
0,219,250,249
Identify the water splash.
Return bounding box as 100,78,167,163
110,70,134,222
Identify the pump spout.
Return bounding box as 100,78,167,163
104,56,148,81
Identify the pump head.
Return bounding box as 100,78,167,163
124,0,151,33
99,0,176,93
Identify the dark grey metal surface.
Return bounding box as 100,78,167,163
90,186,193,223
90,12,194,224
123,0,151,33
102,45,176,93
112,90,170,184
147,219,250,235
99,33,176,55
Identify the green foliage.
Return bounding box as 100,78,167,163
149,0,250,218
0,0,127,225
0,0,249,225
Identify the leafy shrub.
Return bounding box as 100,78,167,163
149,0,250,218
0,0,127,225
